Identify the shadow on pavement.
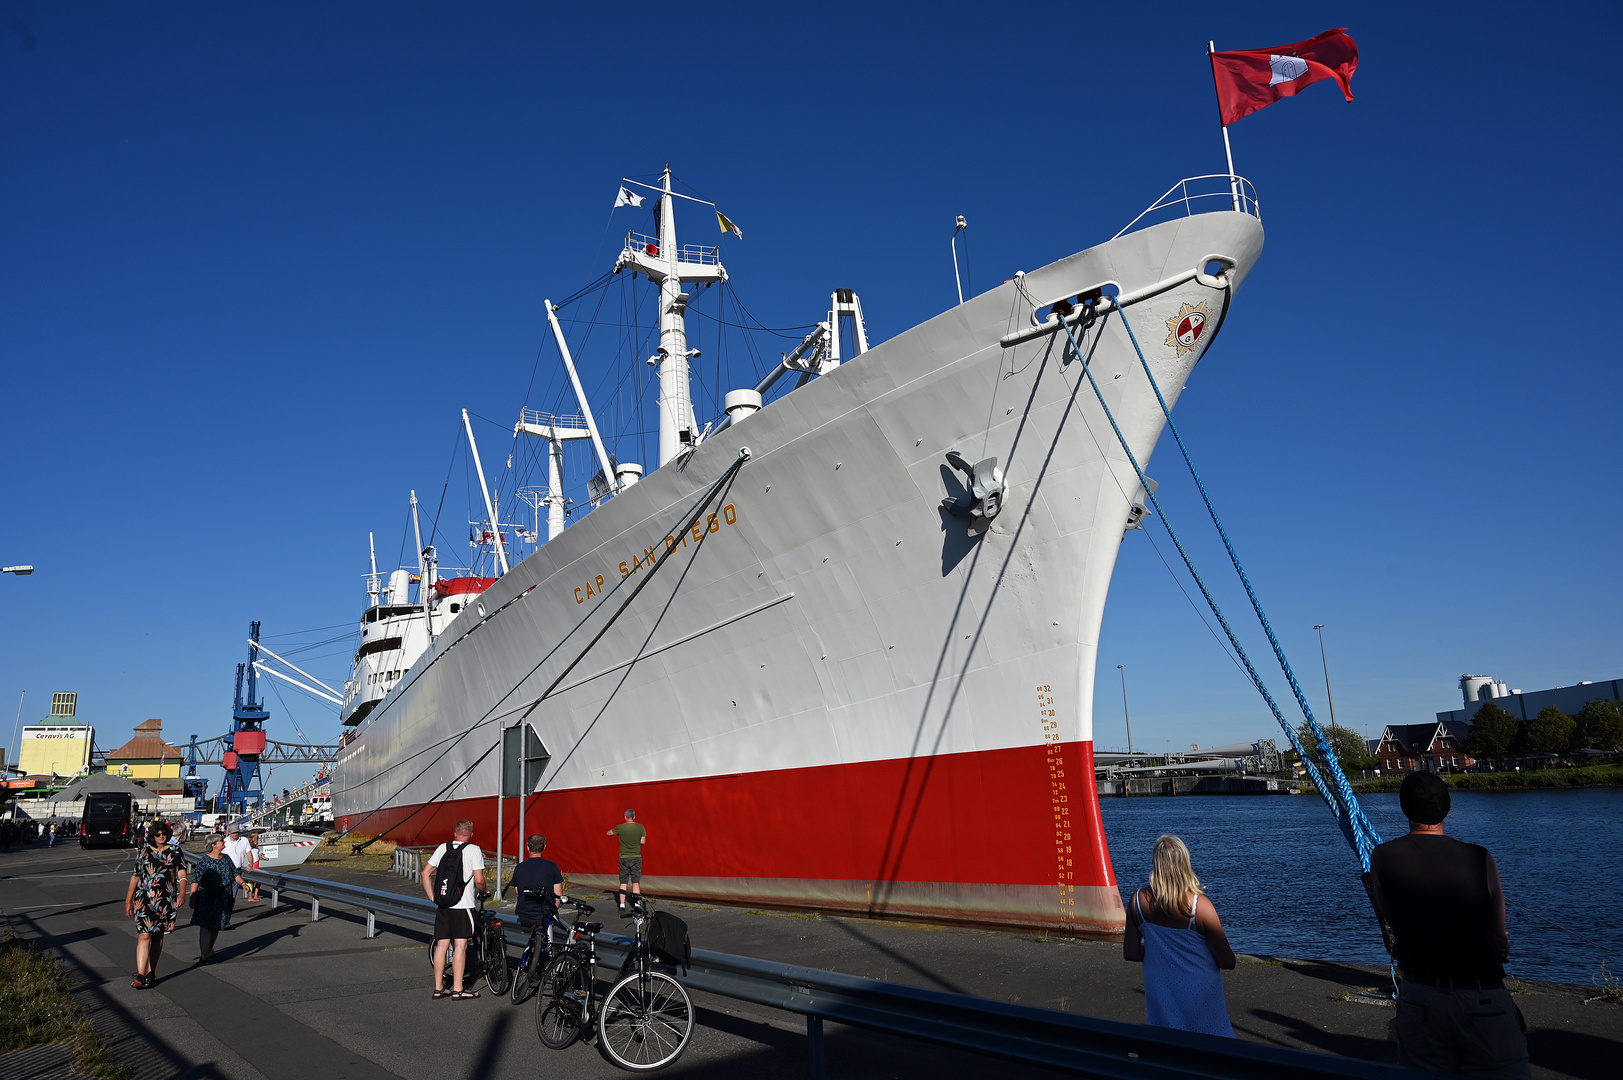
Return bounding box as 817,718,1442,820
1240,1008,1394,1062
1527,1028,1623,1080
824,916,971,995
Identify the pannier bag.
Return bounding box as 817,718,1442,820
649,910,691,971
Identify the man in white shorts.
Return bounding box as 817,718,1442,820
420,819,487,998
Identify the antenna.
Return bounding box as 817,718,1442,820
951,216,968,305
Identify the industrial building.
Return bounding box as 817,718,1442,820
17,692,92,779
1436,674,1623,725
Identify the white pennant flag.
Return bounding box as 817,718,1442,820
614,185,644,208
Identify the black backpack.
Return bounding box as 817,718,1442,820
432,841,469,908
649,910,690,971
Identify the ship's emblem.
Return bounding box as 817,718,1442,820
1165,302,1209,357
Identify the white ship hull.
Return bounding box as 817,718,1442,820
335,207,1264,935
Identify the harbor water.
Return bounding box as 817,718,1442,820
1102,786,1623,986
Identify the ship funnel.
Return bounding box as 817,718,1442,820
724,389,762,423
387,569,412,606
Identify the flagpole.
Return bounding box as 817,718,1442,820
1209,41,1241,212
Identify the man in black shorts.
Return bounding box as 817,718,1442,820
1367,771,1529,1079
508,834,564,927
420,819,486,999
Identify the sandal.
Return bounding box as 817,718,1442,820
432,988,451,999
131,974,147,989
452,989,479,999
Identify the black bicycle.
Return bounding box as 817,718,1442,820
536,896,694,1071
427,892,511,996
510,894,578,1005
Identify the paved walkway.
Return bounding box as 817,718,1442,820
1,842,1616,1079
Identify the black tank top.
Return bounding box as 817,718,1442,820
1369,833,1504,981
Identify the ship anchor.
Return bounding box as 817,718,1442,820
942,450,1005,531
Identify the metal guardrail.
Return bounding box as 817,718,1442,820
191,857,1422,1080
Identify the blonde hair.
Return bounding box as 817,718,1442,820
1148,834,1205,920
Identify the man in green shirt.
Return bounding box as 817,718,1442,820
607,808,647,912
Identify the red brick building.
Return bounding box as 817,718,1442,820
1376,720,1475,774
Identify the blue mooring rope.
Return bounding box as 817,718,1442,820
1054,308,1378,869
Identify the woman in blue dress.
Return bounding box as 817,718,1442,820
188,833,244,964
1122,834,1236,1037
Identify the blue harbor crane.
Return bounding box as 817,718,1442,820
220,621,271,814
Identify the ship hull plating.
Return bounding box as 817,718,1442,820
335,209,1266,935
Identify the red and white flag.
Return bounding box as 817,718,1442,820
1209,29,1358,126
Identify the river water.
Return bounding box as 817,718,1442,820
1100,787,1622,986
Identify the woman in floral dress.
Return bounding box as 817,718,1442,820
189,833,244,964
123,821,187,989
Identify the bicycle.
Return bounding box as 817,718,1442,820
536,895,694,1071
510,894,578,1005
427,891,511,997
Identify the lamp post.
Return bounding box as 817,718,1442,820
1,565,34,576
1117,665,1134,754
1312,624,1339,732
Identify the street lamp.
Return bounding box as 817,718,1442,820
2,565,34,576
1117,664,1134,754
1312,624,1339,732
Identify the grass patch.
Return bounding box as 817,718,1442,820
1587,961,1623,1006
0,931,127,1079
1354,763,1623,793
743,909,822,921
1237,955,1286,967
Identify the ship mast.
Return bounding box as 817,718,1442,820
615,165,728,468
654,167,693,466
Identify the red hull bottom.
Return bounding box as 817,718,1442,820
344,739,1123,936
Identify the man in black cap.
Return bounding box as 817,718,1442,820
1366,771,1529,1079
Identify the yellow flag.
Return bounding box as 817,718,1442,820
716,211,743,240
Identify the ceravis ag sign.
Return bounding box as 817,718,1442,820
19,725,93,776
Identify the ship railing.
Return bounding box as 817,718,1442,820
622,231,723,266
517,408,591,433
209,856,1424,1080
1113,174,1260,240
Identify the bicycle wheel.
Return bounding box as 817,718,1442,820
536,953,589,1049
597,969,694,1071
511,938,543,1004
483,922,511,996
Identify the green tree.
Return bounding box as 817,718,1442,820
1575,698,1623,752
1463,702,1521,760
1527,706,1576,756
1294,722,1375,774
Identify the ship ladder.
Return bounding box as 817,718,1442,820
1053,312,1380,869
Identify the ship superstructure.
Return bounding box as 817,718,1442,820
333,167,1265,935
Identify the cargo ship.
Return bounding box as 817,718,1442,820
333,167,1264,935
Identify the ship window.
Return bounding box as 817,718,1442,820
450,603,461,613
355,636,404,662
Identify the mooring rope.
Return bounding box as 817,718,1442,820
1053,309,1374,867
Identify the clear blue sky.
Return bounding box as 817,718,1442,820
2,2,1618,791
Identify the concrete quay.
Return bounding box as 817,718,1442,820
0,842,1615,1080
